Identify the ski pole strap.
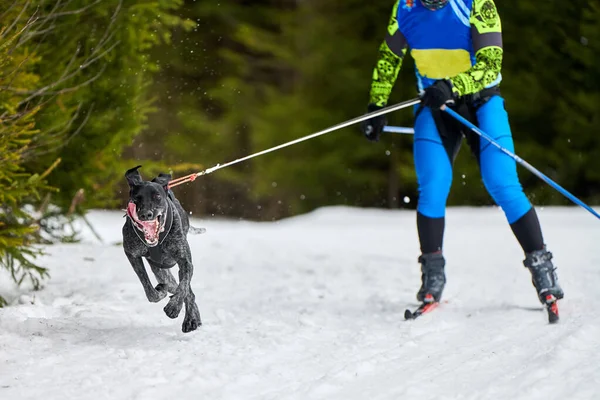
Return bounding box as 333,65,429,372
168,98,421,189
442,106,600,220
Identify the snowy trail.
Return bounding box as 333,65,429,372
1,206,599,399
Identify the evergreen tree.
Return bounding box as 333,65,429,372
0,4,55,306
0,0,190,305
20,0,194,210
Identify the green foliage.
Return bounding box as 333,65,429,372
0,0,189,305
19,0,194,210
0,8,54,305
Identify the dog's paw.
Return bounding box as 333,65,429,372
163,295,184,319
182,311,202,333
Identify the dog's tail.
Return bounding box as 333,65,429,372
189,226,207,235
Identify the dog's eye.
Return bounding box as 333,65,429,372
154,193,162,201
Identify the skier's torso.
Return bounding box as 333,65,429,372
398,0,484,90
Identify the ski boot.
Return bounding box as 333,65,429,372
523,247,564,323
416,252,446,304
405,253,446,320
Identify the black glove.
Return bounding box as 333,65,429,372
360,103,387,142
420,80,456,110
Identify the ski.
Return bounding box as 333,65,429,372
404,294,439,320
545,294,559,324
404,294,559,323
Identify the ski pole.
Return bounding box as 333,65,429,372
383,126,414,134
442,106,600,220
168,97,421,189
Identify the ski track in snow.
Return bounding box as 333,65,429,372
0,206,599,400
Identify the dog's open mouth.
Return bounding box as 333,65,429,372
127,202,163,246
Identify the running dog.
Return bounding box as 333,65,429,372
122,165,202,333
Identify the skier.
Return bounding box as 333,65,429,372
360,0,564,313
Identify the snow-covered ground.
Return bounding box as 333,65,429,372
1,206,599,400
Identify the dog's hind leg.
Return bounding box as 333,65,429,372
125,253,167,303
147,260,178,294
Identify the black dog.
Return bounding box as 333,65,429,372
122,165,202,333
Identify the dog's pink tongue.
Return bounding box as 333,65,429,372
127,202,138,219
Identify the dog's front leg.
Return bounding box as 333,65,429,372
126,253,167,303
163,255,193,320
182,283,202,333
176,257,202,332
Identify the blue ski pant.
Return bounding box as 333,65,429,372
413,95,532,224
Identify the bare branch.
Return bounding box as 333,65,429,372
17,46,112,106
0,99,39,120
8,0,122,107
36,102,83,141
56,40,80,81
19,24,56,39
91,0,122,59
35,0,101,21
0,8,37,51
0,0,20,21
22,103,95,159
15,0,103,49
81,38,119,70
0,0,32,40
1,0,121,163
1,14,41,89
17,103,83,156
0,90,53,120
15,0,63,47
2,48,34,86
1,63,107,105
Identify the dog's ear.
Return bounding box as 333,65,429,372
125,165,143,187
152,173,172,192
